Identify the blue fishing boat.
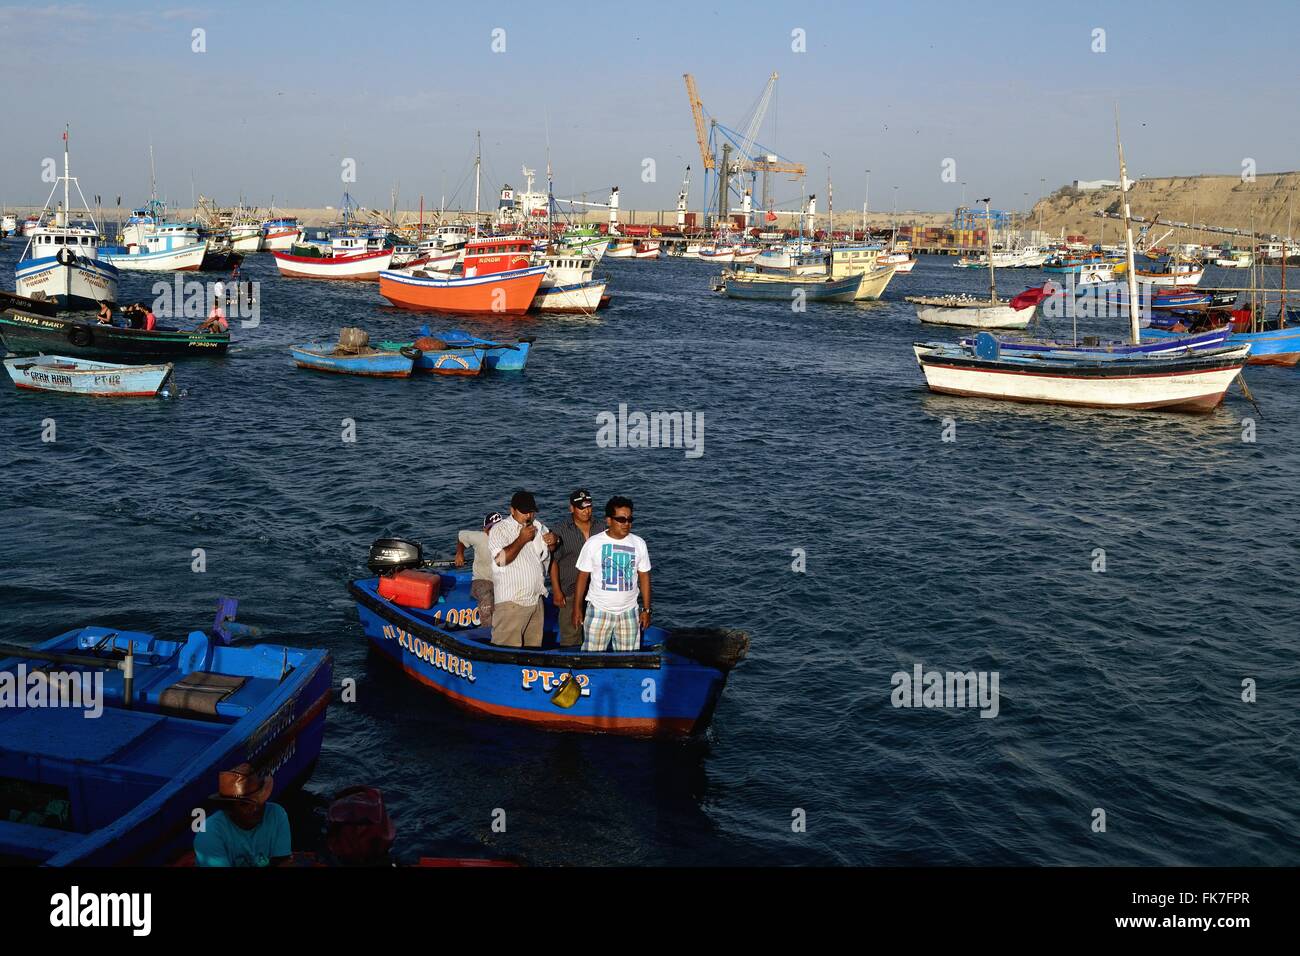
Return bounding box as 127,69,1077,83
0,601,333,866
1143,321,1300,366
960,327,1232,358
350,539,748,737
291,328,419,377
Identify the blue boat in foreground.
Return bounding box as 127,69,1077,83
351,539,748,737
0,602,332,865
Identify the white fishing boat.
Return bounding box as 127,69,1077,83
229,220,263,253
698,243,736,264
533,249,606,311
261,215,303,251
908,200,1034,329
1134,261,1204,286
14,128,119,309
1,214,17,237
909,295,1034,329
633,239,662,259
100,218,207,272
913,338,1251,411
912,114,1253,413
4,354,174,398
879,250,916,273
606,237,638,258
271,247,393,280
1213,249,1253,269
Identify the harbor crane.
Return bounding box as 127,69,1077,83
683,71,806,228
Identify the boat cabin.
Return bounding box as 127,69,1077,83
28,226,100,260
463,236,533,277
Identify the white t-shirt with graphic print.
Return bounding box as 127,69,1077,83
575,531,651,613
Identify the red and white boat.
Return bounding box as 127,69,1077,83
272,247,393,280
261,216,303,251
632,240,661,259
378,236,546,314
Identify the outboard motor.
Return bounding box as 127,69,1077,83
367,537,423,575
665,627,751,672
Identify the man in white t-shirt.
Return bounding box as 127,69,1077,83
487,490,557,648
571,496,652,652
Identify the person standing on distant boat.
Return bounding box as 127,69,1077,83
456,512,503,628
194,763,291,867
487,490,557,648
571,496,652,652
549,488,595,647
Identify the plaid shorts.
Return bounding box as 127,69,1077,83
581,606,640,652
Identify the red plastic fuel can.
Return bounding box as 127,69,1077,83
378,570,440,609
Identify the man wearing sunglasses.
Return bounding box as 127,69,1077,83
571,496,652,652
488,490,555,648
549,488,595,647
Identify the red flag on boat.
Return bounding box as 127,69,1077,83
1009,284,1052,311
765,210,778,223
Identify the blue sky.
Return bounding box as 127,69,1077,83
1,0,1295,215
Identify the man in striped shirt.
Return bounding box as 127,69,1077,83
487,490,556,648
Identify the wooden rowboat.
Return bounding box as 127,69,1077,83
290,342,418,377
4,354,175,397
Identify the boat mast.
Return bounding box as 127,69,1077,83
63,124,71,227
1281,195,1291,327
981,197,996,301
473,130,481,238
1115,109,1141,345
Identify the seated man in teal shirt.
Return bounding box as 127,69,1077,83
194,763,291,867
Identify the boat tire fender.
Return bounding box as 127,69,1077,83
399,346,423,362
67,324,93,348
56,247,74,267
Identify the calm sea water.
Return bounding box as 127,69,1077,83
1,239,1297,866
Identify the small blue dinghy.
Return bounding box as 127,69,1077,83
0,601,332,866
290,327,419,378
351,539,747,738
422,325,534,371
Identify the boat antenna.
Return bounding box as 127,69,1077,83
980,198,995,301
1114,106,1141,345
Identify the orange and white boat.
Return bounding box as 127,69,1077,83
272,247,393,280
378,236,546,314
632,240,661,259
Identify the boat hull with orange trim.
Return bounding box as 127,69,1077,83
349,569,746,738
272,248,393,280
378,265,546,314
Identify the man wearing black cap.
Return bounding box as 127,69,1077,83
487,490,554,648
549,488,595,647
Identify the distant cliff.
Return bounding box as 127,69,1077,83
1031,172,1300,245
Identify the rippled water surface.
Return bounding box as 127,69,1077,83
2,239,1297,865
